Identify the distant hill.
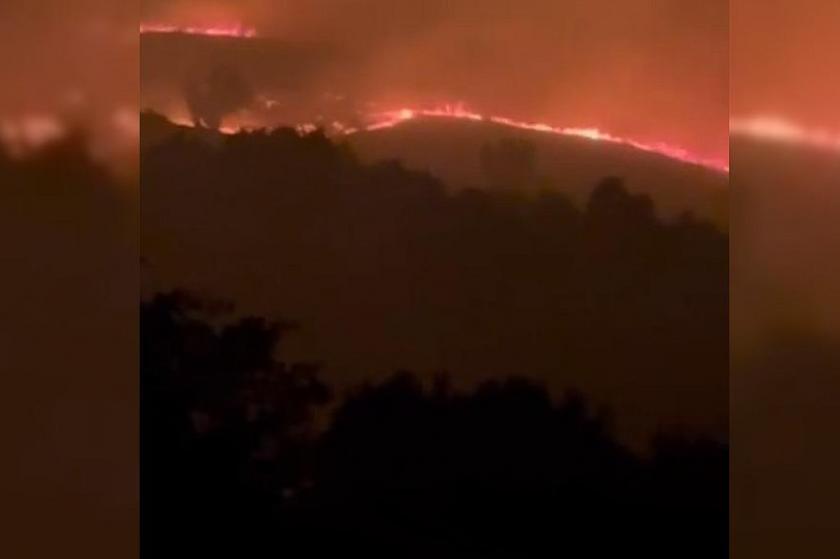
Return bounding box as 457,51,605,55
346,116,728,227
141,112,728,228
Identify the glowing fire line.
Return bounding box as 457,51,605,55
360,105,729,173
730,116,840,154
162,101,730,172
140,23,257,38
136,24,725,171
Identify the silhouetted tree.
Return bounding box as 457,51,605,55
312,372,726,556
141,291,727,557
141,291,329,557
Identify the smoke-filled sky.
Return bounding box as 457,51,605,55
141,0,729,162
0,2,136,113
0,1,138,158
2,0,837,158
732,0,840,129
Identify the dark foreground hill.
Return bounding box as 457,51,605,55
141,115,728,446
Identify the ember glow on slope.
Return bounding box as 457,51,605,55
364,105,730,173
139,22,257,38
140,0,729,164
189,103,730,173
138,19,727,172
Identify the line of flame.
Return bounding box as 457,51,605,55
140,23,258,38
361,105,729,173
161,102,730,173
730,116,840,154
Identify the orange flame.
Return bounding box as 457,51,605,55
0,115,65,154
362,104,729,173
730,116,840,153
140,22,257,38
160,101,729,173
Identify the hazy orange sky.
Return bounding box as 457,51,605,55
0,2,136,115
0,2,138,158
2,1,837,160
141,0,729,163
731,0,840,128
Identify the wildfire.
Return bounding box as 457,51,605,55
161,101,729,173
362,105,729,173
0,115,65,153
139,22,258,38
1,107,139,162
730,116,840,154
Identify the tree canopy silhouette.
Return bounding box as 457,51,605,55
142,290,728,557
142,116,728,445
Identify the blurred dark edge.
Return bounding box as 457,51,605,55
731,135,840,557
0,3,139,557
0,135,139,558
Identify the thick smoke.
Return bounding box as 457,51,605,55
0,1,138,161
184,64,255,128
141,0,728,161
732,0,840,129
